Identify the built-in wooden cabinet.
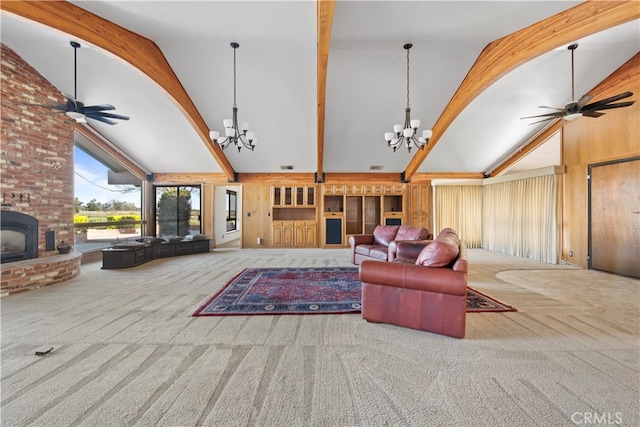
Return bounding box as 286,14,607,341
273,185,315,207
295,186,315,207
409,184,432,230
321,185,404,246
271,185,317,247
272,220,316,247
383,194,404,226
294,221,317,246
272,221,294,246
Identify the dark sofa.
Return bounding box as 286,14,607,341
348,224,432,265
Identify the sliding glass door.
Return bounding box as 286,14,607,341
154,186,201,238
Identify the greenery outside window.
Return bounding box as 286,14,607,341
155,186,201,237
226,190,237,232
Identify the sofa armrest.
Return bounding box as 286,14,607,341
394,240,433,261
348,234,374,247
359,260,466,296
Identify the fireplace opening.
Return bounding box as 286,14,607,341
1,211,38,263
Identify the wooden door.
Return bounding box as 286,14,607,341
589,157,640,278
243,184,271,248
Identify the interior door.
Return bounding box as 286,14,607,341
589,157,640,278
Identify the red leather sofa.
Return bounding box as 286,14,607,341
348,224,432,265
359,228,468,338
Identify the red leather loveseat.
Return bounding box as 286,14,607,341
359,228,467,338
348,224,432,265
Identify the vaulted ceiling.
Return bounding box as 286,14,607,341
1,1,638,183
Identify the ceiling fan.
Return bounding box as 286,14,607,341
26,41,129,125
521,43,635,125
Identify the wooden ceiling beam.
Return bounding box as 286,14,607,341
317,0,336,182
404,0,640,181
1,0,237,181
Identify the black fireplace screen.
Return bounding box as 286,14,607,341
1,211,38,263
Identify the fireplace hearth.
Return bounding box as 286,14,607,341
1,211,38,263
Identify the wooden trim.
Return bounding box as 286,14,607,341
404,0,640,180
317,0,335,180
1,0,236,181
238,173,317,184
410,173,485,183
324,173,405,184
152,173,229,185
75,124,148,181
489,121,563,177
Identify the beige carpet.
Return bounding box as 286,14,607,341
1,248,638,426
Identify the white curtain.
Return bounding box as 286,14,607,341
483,174,561,264
434,185,483,248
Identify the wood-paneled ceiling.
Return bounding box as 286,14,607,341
1,1,638,183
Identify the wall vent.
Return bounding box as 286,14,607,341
280,165,294,170
369,165,384,170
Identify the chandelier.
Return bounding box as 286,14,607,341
209,42,256,152
384,43,432,153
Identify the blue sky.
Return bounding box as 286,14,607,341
74,146,141,208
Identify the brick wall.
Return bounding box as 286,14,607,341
1,43,75,256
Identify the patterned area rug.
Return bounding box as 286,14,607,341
193,267,516,316
466,287,517,312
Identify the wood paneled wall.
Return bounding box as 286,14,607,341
562,53,639,268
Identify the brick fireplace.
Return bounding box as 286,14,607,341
1,43,81,295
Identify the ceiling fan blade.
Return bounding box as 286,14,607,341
576,93,593,109
21,101,68,112
583,101,635,112
520,111,564,120
582,111,604,118
583,94,634,111
526,117,559,125
585,92,633,109
86,111,130,121
537,105,565,111
83,114,117,125
82,104,116,112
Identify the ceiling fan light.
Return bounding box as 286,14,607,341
65,111,85,121
564,113,582,121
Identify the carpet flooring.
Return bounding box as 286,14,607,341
1,248,638,426
194,266,516,316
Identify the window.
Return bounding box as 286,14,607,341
155,186,201,237
226,190,237,232
73,145,142,252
